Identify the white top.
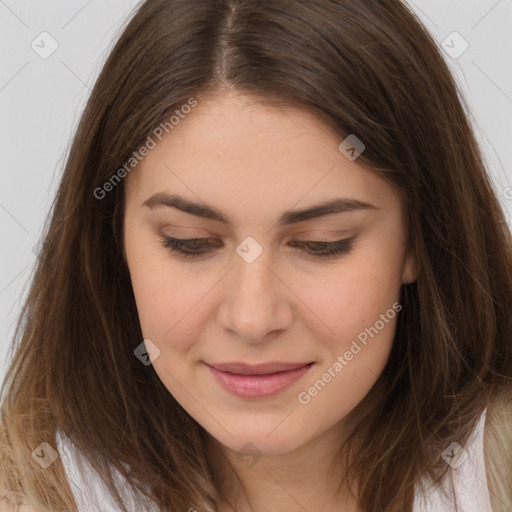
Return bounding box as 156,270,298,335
54,431,159,512
412,406,493,512
55,408,493,512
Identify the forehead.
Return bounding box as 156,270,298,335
125,91,400,222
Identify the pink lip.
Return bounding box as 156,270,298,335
205,361,314,399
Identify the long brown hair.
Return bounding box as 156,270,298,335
1,0,511,511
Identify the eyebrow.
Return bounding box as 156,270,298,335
142,193,379,227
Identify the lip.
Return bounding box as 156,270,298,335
205,361,314,399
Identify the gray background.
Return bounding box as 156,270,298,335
1,0,511,386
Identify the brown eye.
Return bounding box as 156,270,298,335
161,237,219,258
287,237,355,258
161,236,355,260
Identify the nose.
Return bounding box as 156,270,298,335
216,245,294,343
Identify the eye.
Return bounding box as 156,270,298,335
160,236,355,259
161,237,220,258
288,237,355,258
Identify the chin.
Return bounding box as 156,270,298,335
209,422,308,458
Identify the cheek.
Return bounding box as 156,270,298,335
295,273,399,422
124,229,205,347
294,249,402,347
291,243,402,409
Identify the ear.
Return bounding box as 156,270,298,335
401,250,417,285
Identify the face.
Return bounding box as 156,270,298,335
123,90,416,457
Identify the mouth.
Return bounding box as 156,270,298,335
205,361,315,399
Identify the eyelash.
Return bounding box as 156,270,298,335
160,236,355,259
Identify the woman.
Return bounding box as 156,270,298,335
1,0,511,511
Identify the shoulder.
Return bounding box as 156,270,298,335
484,382,512,512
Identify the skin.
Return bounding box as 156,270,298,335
123,90,416,511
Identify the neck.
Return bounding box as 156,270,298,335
209,429,358,511
205,386,382,512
